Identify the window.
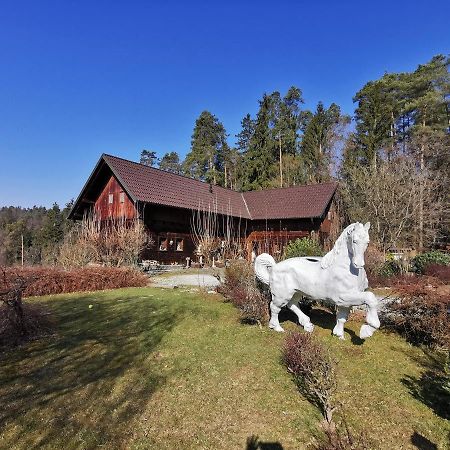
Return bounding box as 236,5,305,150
175,238,184,252
108,193,114,204
159,237,167,251
119,192,125,203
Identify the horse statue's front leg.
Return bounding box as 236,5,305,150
338,291,380,339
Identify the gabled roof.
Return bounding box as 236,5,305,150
69,154,338,221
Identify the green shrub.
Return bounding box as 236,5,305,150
284,237,323,259
378,260,402,278
412,251,450,274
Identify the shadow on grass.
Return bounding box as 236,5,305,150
246,435,284,450
410,431,438,450
279,307,365,345
399,348,450,421
0,292,180,448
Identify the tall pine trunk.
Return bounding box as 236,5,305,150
418,119,425,250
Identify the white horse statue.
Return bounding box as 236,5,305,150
254,222,380,339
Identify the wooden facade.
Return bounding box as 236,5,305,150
94,176,137,219
69,154,340,265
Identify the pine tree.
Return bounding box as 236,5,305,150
183,111,229,185
158,152,182,174
236,114,255,154
241,94,277,190
140,150,158,167
241,87,304,190
301,102,348,183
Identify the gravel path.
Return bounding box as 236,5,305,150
150,273,221,289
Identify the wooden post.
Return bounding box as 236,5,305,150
21,234,24,266
279,135,283,187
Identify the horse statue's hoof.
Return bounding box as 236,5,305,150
360,324,376,339
303,322,314,333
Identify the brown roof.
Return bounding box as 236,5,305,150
70,154,337,220
243,183,338,220
103,154,250,217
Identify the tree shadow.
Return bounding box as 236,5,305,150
400,348,450,421
0,292,180,448
246,435,284,450
410,431,438,450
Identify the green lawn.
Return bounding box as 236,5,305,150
0,288,448,449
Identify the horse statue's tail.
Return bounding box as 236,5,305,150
254,253,276,285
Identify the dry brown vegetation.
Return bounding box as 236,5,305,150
218,260,269,326
1,266,148,298
58,214,152,268
283,331,337,425
0,269,53,346
383,280,450,350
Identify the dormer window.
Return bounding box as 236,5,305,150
119,192,125,203
108,193,114,204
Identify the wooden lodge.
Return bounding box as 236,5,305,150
69,154,340,264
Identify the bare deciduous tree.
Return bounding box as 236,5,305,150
58,213,152,268
341,154,447,251
191,200,246,265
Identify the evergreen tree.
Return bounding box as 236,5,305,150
342,54,449,249
241,86,305,190
183,111,229,185
351,81,394,168
140,150,158,167
241,94,277,190
301,102,348,183
158,151,182,174
37,203,65,263
236,114,255,154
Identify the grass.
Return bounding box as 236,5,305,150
0,288,448,450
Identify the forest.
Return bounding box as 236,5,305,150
1,54,449,265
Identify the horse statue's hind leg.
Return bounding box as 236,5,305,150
269,293,315,333
269,298,284,332
333,306,350,339
339,291,380,339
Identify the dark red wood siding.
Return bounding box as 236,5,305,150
94,176,136,219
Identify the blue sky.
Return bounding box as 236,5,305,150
1,0,449,208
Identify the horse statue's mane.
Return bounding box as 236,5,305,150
320,223,356,269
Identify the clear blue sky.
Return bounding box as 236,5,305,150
1,0,449,208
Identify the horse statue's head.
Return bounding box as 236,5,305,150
347,222,370,269
321,222,371,270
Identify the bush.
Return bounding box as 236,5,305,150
423,263,450,283
218,261,269,326
378,260,401,278
0,269,53,346
382,285,449,349
284,237,324,259
412,251,450,274
283,331,337,424
311,419,372,450
1,266,148,297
